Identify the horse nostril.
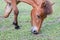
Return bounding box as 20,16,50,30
31,27,39,34
31,29,39,34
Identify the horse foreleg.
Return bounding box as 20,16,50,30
13,12,20,29
11,0,20,29
4,3,12,18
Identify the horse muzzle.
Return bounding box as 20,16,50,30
31,26,39,34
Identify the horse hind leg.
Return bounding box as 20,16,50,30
4,3,12,18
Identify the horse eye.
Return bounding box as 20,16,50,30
37,15,41,19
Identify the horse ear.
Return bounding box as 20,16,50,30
41,2,46,8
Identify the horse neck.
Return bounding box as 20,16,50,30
20,0,38,8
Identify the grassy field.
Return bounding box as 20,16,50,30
0,0,60,40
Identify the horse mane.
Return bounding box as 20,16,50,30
43,0,53,15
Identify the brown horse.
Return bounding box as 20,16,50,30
3,0,53,34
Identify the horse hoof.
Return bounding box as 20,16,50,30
15,26,20,29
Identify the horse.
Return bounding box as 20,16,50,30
3,0,53,34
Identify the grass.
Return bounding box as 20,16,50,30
0,0,60,40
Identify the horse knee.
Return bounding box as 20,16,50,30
3,13,9,18
4,15,9,18
4,15,8,18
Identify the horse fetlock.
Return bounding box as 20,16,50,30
13,22,17,25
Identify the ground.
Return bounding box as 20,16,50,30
0,0,60,40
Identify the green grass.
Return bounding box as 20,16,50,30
0,0,60,40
